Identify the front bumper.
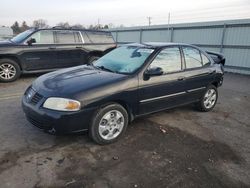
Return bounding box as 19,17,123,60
22,96,97,134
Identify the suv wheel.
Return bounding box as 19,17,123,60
0,59,21,82
196,85,218,112
89,103,128,145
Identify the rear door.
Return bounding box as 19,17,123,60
54,30,86,68
20,30,57,70
138,46,188,115
181,46,215,102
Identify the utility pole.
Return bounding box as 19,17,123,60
167,12,171,42
147,17,152,26
167,12,170,30
97,18,100,29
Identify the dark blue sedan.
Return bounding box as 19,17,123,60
22,43,225,144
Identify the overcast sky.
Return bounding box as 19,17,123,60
0,0,250,27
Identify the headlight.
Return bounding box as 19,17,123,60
43,97,81,111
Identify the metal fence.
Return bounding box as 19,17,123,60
108,19,250,75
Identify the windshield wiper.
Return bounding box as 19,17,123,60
95,65,116,73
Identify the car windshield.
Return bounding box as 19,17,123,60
11,29,34,43
93,46,154,74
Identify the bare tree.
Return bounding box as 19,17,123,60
56,22,70,28
33,19,49,28
87,23,112,30
20,21,29,32
71,24,85,29
103,25,109,29
108,23,115,29
88,24,95,29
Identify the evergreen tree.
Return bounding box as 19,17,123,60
11,21,21,34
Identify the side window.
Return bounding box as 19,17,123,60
55,31,81,44
85,31,114,43
183,47,202,69
29,30,54,44
150,47,182,73
201,53,211,66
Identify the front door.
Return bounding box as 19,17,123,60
20,30,57,70
138,46,187,115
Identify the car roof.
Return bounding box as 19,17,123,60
31,28,111,34
124,42,196,48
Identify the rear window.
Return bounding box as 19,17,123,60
55,31,82,44
82,31,114,43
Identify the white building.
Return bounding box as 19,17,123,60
0,27,13,41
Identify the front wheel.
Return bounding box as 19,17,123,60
196,85,218,112
89,103,128,145
0,59,21,82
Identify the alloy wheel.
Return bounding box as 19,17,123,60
0,63,16,80
98,110,125,140
203,88,217,109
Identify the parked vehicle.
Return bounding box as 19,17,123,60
0,27,116,82
22,42,225,144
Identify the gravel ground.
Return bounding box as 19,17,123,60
0,73,249,188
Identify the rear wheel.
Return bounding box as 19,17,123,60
89,103,128,145
0,59,21,82
196,85,218,112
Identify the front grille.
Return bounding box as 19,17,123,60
25,87,43,105
30,92,43,105
26,114,52,130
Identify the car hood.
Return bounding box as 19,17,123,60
32,65,127,98
0,40,16,47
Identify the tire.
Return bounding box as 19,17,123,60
88,56,99,65
196,85,218,112
89,103,128,145
0,59,21,82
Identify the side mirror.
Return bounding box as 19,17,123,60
144,67,164,80
27,38,36,45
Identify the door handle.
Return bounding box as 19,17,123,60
48,46,56,50
76,46,82,49
178,76,186,81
